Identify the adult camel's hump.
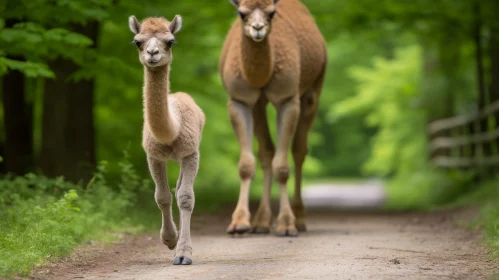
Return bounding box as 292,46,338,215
219,0,327,94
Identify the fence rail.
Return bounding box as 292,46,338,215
428,99,499,170
428,99,499,134
430,127,499,152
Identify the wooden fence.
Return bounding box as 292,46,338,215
428,99,499,175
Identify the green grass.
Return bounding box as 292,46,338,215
384,167,499,259
446,177,499,258
0,155,154,278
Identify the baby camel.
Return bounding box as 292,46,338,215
128,15,205,265
219,0,327,236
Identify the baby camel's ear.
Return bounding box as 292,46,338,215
168,15,182,34
230,0,240,8
129,15,141,34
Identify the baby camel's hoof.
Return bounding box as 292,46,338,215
276,229,299,237
226,225,250,235
173,256,192,265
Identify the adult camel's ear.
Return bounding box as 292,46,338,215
230,0,240,8
168,15,183,34
128,15,141,34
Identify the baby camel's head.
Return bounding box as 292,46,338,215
230,0,279,42
128,15,182,68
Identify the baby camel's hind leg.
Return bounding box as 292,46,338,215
148,157,178,249
173,152,198,265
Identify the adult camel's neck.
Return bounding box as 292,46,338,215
143,64,180,144
240,35,274,88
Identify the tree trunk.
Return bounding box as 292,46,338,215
490,27,499,164
63,22,98,183
1,20,34,175
424,37,457,160
40,22,99,183
40,58,74,178
473,3,490,162
2,64,34,175
423,45,444,160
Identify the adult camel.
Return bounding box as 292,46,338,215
219,0,327,236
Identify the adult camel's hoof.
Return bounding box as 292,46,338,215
276,211,298,237
251,206,272,234
292,200,307,233
276,229,299,237
227,208,251,235
296,224,307,232
252,227,270,234
173,256,192,265
226,224,250,234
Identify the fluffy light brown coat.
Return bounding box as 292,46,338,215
129,15,205,265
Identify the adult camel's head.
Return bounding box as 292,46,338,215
230,0,279,42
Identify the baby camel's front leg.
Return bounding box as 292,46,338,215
148,157,178,250
173,152,198,265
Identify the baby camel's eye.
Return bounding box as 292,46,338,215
132,40,142,48
268,10,276,20
167,39,177,49
238,11,247,20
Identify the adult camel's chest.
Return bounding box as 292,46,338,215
223,33,302,107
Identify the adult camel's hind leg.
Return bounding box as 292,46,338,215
251,96,275,233
292,73,324,232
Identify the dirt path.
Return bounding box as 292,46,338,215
29,208,497,280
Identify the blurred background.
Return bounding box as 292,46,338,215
1,0,499,276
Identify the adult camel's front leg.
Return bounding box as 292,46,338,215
173,152,198,265
251,96,275,233
273,95,300,237
226,98,255,234
148,157,178,250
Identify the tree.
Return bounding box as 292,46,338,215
1,19,34,175
0,0,110,181
40,22,99,182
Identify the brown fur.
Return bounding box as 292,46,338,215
140,18,170,34
219,0,327,236
129,15,205,265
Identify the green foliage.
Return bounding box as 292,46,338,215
0,155,152,277
328,36,484,213
384,169,474,210
0,57,54,78
0,0,111,78
333,45,424,177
